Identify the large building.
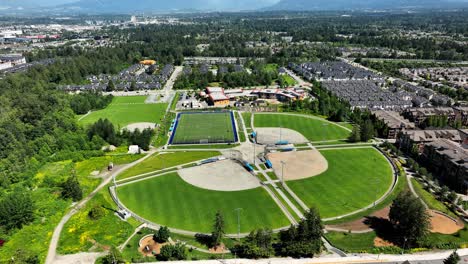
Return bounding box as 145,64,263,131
372,110,415,139
205,87,230,107
398,129,465,153
422,139,468,194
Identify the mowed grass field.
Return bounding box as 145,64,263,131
171,112,236,144
117,173,290,233
254,113,350,141
118,151,221,180
79,96,168,128
287,148,393,219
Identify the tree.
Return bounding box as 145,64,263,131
9,249,39,264
154,226,171,243
444,251,460,264
348,125,361,142
360,119,375,142
101,247,124,264
233,229,274,258
88,205,105,220
211,211,225,247
61,173,83,202
279,207,323,257
389,191,430,247
158,243,187,261
106,80,115,92
0,191,35,231
129,81,136,91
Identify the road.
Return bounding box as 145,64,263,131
284,67,310,87
45,150,157,264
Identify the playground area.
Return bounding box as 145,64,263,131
138,235,170,257
255,127,308,145
178,159,260,191
267,149,328,180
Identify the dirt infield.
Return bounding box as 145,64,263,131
124,122,156,132
327,207,463,235
430,210,464,234
256,127,308,145
267,150,328,181
178,159,261,191
326,207,390,232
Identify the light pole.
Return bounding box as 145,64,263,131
234,208,243,241
280,161,286,186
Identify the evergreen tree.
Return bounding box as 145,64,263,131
211,211,225,247
61,173,83,202
107,80,115,92
389,191,430,247
154,226,171,243
0,191,35,231
444,251,460,264
360,119,375,142
348,125,361,142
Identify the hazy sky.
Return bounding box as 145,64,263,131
0,0,280,7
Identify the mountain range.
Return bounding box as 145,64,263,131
1,0,468,14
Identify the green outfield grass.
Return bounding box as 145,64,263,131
253,113,350,141
79,96,168,128
171,112,236,144
287,148,393,219
118,151,220,179
117,173,290,233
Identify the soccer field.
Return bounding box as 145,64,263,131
117,172,290,233
79,96,168,128
254,113,350,141
287,148,393,219
170,112,237,144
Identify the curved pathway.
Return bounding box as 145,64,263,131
45,150,157,264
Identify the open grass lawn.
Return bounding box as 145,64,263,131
79,96,168,128
325,231,377,253
254,113,350,141
117,173,290,233
287,148,393,219
118,151,220,179
242,112,252,130
171,112,236,144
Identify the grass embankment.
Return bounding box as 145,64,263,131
287,148,393,219
79,96,168,128
117,173,290,233
254,113,350,141
118,151,220,180
235,112,246,142
411,178,458,218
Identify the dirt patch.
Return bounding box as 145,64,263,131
138,235,168,257
209,243,227,253
267,150,328,181
374,237,395,247
326,207,390,232
256,127,308,145
124,122,156,132
429,210,464,235
178,159,261,191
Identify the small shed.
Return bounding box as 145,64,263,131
128,145,140,154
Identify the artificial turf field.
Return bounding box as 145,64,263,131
170,112,236,144
253,113,350,141
117,172,290,233
79,96,168,128
287,147,393,219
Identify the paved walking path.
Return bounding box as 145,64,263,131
45,150,157,264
